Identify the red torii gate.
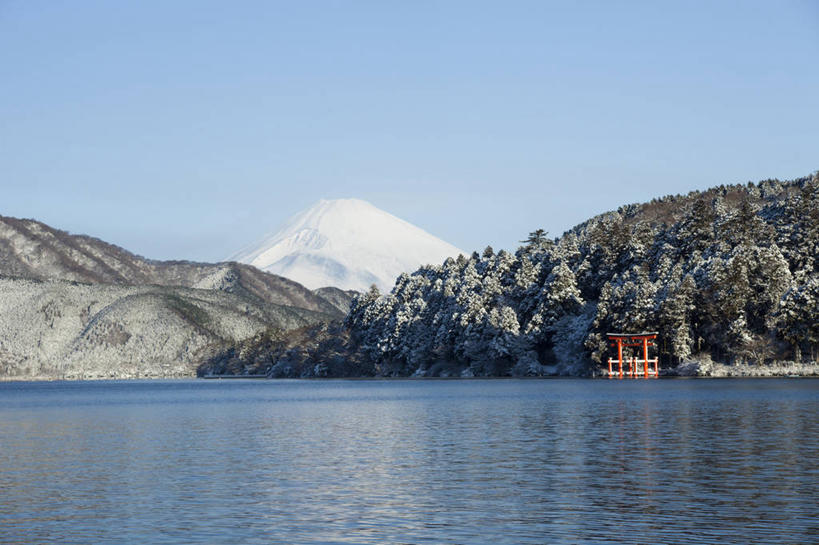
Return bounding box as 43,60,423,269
607,332,659,378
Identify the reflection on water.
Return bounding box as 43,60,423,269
0,379,816,544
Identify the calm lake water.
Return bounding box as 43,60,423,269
0,378,816,544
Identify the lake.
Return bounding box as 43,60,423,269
0,378,816,544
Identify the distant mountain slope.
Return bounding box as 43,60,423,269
230,199,465,292
0,215,342,318
312,286,358,314
0,276,329,379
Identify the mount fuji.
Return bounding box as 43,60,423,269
229,199,466,292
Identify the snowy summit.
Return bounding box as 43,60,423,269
229,199,465,292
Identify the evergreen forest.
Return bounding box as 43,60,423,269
342,173,819,376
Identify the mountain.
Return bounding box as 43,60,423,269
0,276,329,379
0,214,348,379
229,199,465,292
342,173,819,377
186,172,819,379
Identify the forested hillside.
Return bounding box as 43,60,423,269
345,173,819,376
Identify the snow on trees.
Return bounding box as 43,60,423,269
344,173,819,375
776,275,819,362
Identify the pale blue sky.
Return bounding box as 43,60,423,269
1,1,817,261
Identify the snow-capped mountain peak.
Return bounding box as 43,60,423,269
230,199,465,292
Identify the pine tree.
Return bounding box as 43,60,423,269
776,276,819,362
520,229,551,252
658,272,696,362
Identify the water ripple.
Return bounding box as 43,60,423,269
0,378,816,544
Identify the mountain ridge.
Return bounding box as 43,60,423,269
0,214,346,316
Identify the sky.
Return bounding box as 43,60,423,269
1,1,818,261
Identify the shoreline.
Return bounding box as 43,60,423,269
2,365,818,382
671,360,819,378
